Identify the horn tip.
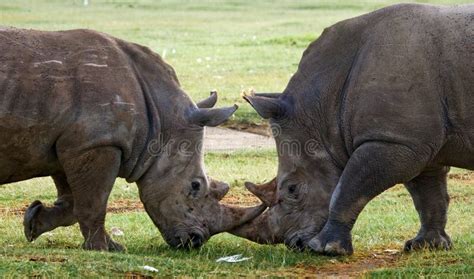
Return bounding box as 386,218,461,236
241,90,255,98
242,95,252,104
244,181,256,190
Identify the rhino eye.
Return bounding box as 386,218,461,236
288,184,297,194
191,181,201,191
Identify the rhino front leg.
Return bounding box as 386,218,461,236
60,147,124,252
308,142,430,256
404,167,452,251
24,174,77,242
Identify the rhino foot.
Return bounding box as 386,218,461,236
307,224,353,256
23,200,44,242
404,230,452,252
108,239,125,252
82,237,125,252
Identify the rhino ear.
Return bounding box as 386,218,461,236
243,94,285,119
245,178,278,207
209,179,230,201
196,91,218,108
188,105,238,127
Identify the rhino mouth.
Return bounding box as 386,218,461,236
228,179,329,248
141,179,268,249
285,234,306,251
170,231,207,249
284,227,322,251
163,202,267,249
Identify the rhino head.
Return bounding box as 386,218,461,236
229,93,342,250
137,92,266,249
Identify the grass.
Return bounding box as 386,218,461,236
1,0,472,125
1,0,473,277
1,150,473,277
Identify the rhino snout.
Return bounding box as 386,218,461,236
284,231,315,251
169,231,206,249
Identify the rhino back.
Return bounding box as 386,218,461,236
344,4,474,159
0,28,153,183
284,4,473,166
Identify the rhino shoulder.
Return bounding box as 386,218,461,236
113,37,181,87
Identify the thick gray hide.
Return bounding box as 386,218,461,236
231,4,473,255
0,27,265,251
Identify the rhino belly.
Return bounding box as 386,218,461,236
436,132,474,170
0,118,61,184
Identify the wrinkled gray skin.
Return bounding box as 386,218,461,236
231,4,473,255
0,27,265,251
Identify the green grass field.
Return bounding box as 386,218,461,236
1,151,473,277
1,0,473,277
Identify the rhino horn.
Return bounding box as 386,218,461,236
196,90,218,108
227,179,279,243
228,211,278,244
208,180,268,234
243,94,285,119
188,105,238,127
245,178,277,207
212,203,267,234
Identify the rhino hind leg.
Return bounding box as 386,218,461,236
404,167,452,251
59,147,124,252
23,174,77,242
308,142,430,256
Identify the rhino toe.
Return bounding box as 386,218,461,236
82,235,125,252
308,237,353,256
323,240,352,256
108,239,125,252
307,237,324,253
23,200,44,242
404,230,452,252
307,225,353,256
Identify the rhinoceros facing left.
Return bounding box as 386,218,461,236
0,27,265,251
231,4,473,255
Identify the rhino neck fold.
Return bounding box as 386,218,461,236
282,23,363,169
125,66,163,183
123,51,193,183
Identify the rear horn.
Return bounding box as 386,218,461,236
197,91,218,109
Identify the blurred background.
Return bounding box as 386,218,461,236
2,0,470,127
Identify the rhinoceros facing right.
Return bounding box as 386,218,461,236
231,4,473,256
0,27,265,251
